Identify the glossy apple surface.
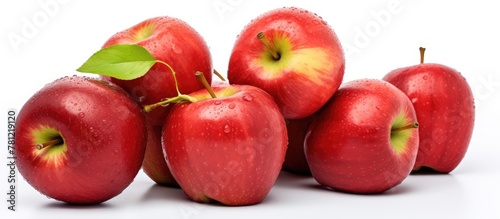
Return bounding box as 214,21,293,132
383,59,475,173
163,85,287,206
142,124,177,187
282,116,314,175
305,79,419,193
15,76,147,204
228,7,345,119
101,16,213,125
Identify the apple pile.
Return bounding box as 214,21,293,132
14,7,475,206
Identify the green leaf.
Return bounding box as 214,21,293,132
76,44,157,80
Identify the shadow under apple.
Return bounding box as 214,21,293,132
411,166,448,175
274,171,315,189
43,201,114,209
140,184,185,202
303,182,415,196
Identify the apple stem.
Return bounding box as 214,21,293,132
213,69,226,81
36,138,63,150
419,47,426,64
195,71,217,98
392,122,419,132
257,32,280,60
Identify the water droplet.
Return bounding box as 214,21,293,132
223,125,231,134
423,75,429,80
214,100,222,105
113,147,119,154
171,44,183,54
228,103,236,109
242,95,253,102
78,112,85,118
258,128,272,145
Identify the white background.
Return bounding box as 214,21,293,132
1,0,499,218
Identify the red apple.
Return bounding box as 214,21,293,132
15,76,147,204
228,7,345,119
101,16,213,125
142,124,178,187
305,79,419,194
383,48,475,173
163,85,287,206
282,116,315,175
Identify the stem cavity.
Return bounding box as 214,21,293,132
257,32,280,60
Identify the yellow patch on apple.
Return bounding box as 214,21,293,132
256,33,334,84
31,126,67,167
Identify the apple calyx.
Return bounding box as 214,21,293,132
391,122,419,132
257,32,281,60
419,47,426,64
36,137,64,150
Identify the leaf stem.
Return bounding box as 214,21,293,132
142,60,198,113
143,94,197,113
156,60,182,96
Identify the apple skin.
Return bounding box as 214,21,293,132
163,85,287,206
282,116,315,175
383,63,475,173
101,16,213,126
15,76,147,204
305,79,419,194
228,7,345,119
142,124,178,187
